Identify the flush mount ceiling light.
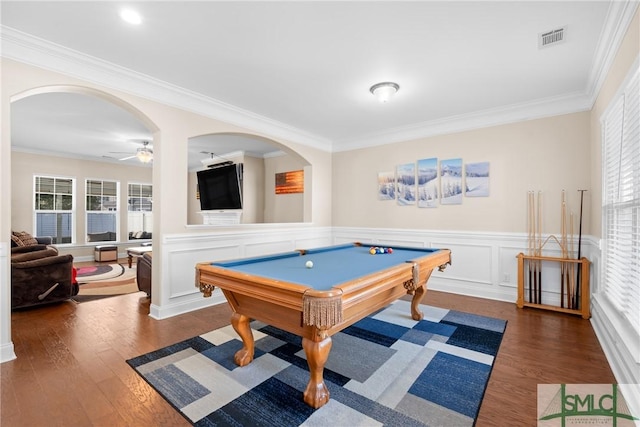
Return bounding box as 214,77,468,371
370,82,400,103
120,8,142,25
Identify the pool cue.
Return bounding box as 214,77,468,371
560,191,566,308
574,190,587,309
537,191,542,304
528,191,533,303
531,191,537,303
569,212,575,309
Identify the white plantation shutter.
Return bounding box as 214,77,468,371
601,65,640,336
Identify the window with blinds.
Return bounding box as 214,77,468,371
86,179,119,242
34,175,74,244
601,64,640,336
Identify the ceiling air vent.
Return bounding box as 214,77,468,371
539,26,566,49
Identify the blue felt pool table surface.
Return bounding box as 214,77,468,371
212,243,442,291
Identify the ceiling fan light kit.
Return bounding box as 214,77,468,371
117,140,153,163
136,148,153,163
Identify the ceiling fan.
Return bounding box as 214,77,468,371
113,141,153,163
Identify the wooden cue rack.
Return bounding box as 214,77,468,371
516,253,590,319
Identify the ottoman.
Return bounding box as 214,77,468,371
94,245,118,262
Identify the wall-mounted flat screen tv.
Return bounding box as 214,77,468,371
197,163,243,210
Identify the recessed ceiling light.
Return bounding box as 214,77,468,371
120,9,142,25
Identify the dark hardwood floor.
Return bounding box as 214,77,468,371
2,281,615,426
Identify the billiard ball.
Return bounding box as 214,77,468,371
305,260,314,268
369,248,376,255
387,248,393,254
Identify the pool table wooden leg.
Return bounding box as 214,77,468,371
411,270,433,320
411,285,425,320
231,312,254,366
302,336,332,409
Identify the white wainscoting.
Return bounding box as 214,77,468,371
153,225,601,319
1,241,17,363
150,226,333,319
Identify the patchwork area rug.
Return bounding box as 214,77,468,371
127,300,507,426
74,264,140,302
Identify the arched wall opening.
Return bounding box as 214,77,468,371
10,86,159,249
187,132,312,225
11,85,159,133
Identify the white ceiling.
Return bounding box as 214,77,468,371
2,1,636,167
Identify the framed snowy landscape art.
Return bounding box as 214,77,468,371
396,163,416,206
465,162,490,197
440,158,463,205
377,171,395,200
417,157,438,208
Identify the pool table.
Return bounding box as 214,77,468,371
196,242,451,408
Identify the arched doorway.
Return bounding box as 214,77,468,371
9,86,159,300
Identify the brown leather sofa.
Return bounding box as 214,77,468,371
136,252,152,297
11,246,78,309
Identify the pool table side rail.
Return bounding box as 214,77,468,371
196,263,314,309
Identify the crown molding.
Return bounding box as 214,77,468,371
585,0,639,105
0,26,333,153
333,91,592,152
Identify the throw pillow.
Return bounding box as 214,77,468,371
11,231,38,246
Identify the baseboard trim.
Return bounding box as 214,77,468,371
0,342,17,363
149,291,226,320
590,294,640,419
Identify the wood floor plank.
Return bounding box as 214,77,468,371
2,288,616,426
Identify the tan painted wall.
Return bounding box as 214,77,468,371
11,151,152,242
264,154,308,223
242,156,266,223
187,171,201,225
332,112,591,235
589,8,639,238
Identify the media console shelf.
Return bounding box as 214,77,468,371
516,253,590,319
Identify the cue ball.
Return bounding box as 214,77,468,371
305,260,314,268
